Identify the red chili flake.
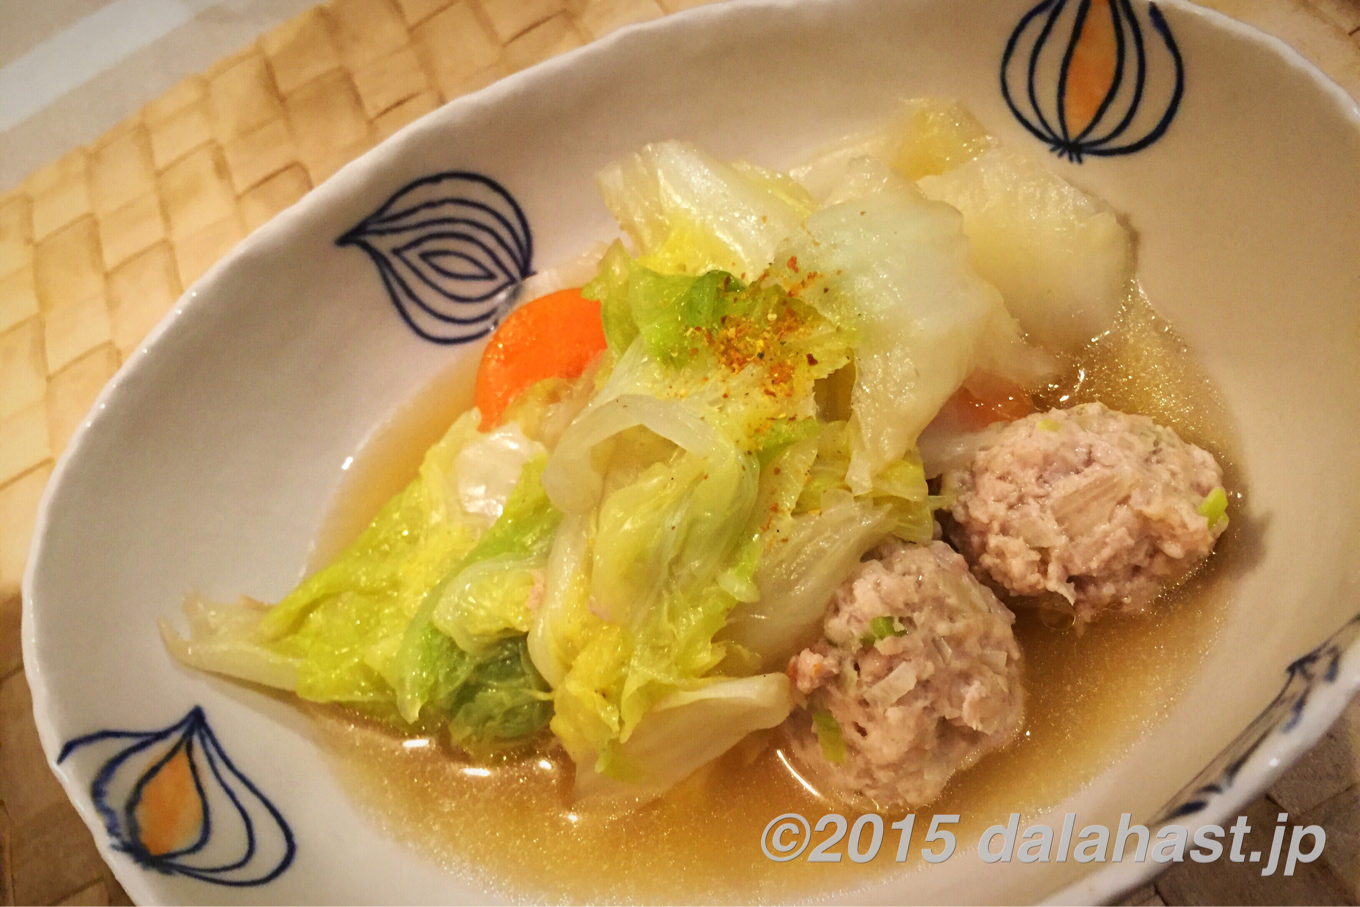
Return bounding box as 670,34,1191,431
787,256,800,272
807,353,819,366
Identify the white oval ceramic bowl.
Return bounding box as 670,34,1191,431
23,0,1360,903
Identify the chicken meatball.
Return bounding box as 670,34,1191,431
786,540,1024,807
946,402,1227,624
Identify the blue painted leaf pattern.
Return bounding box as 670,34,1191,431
338,171,534,344
1152,612,1360,824
1002,0,1184,162
59,706,295,887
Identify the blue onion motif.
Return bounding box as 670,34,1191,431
58,706,295,887
1002,0,1184,162
337,171,534,344
1152,611,1360,823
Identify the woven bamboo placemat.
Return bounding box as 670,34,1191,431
0,0,1357,903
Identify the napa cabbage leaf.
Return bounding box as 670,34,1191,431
595,141,815,280
161,412,556,752
766,183,999,493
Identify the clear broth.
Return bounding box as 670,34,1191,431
308,289,1245,903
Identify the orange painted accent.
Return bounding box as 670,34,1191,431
473,288,607,429
135,746,203,856
1064,0,1119,137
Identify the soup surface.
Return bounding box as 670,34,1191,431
306,287,1245,903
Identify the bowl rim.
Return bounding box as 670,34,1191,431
21,0,1360,904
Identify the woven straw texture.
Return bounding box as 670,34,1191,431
0,0,1357,903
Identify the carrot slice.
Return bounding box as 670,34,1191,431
961,372,1035,424
930,372,1035,435
474,288,607,429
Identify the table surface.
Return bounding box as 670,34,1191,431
0,0,1358,903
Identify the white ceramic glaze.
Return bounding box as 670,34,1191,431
22,0,1360,903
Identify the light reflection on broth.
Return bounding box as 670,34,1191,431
308,286,1243,902
305,348,481,574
